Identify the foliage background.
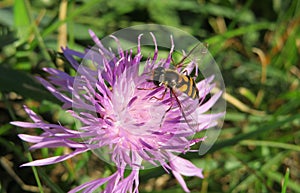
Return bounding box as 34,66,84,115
0,0,300,192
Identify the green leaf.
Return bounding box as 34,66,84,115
14,0,31,42
0,66,59,103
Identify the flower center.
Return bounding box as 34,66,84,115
111,73,167,137
128,104,152,126
120,94,165,136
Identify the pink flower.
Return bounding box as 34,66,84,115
11,29,224,192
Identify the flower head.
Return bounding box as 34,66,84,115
11,29,224,192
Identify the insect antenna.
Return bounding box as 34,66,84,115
175,43,202,68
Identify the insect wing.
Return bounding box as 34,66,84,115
174,84,220,155
173,90,200,134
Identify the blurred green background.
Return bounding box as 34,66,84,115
1,0,300,192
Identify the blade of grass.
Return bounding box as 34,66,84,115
14,0,30,41
239,140,300,152
260,152,299,193
206,21,274,44
0,137,24,159
0,157,44,192
267,170,300,193
30,0,100,49
204,114,300,155
281,168,290,193
23,0,52,64
38,168,65,193
227,0,254,30
4,92,45,193
206,22,275,55
227,150,286,193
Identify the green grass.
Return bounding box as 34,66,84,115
1,0,299,192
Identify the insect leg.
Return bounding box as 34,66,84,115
149,87,168,101
170,89,190,125
137,86,160,90
159,89,186,127
181,69,189,75
159,88,174,127
137,86,169,103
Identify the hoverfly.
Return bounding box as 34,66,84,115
139,43,205,128
152,42,202,98
151,67,199,100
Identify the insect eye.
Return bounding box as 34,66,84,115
155,67,165,73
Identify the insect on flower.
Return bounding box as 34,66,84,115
139,41,206,129
10,27,225,193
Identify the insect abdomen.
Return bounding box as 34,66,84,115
177,75,199,99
